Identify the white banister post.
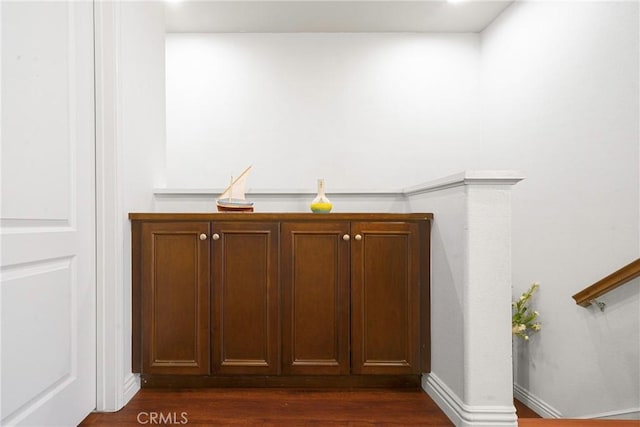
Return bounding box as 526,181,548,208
406,170,524,427
463,179,518,411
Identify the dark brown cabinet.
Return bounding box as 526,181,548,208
138,221,211,375
211,222,279,375
281,222,351,375
131,213,431,387
351,222,420,375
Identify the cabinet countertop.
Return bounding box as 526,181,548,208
129,212,433,221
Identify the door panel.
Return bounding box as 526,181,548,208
0,2,96,425
212,222,279,374
141,222,211,375
351,222,420,375
281,222,350,375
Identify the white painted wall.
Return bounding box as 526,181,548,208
153,0,639,419
481,1,640,419
114,0,167,405
165,33,481,191
153,190,408,213
410,187,466,398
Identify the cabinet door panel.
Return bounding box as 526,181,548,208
141,222,210,375
351,222,420,375
212,222,279,374
281,222,350,375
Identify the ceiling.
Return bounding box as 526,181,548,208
165,1,515,33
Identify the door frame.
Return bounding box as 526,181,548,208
94,0,140,412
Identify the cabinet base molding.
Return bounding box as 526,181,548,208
140,375,421,389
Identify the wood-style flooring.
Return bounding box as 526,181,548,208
80,388,536,426
80,388,453,426
80,388,638,426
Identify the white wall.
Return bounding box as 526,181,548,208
165,33,480,190
119,0,167,401
153,190,409,213
411,186,467,397
158,0,639,420
481,1,639,419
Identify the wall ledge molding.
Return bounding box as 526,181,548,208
154,188,402,197
154,170,526,199
423,374,517,427
404,170,525,196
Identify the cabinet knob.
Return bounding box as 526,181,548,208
199,233,207,241
342,234,350,241
355,234,362,241
212,233,220,241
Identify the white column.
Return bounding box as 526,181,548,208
407,170,524,426
95,0,168,411
94,0,131,412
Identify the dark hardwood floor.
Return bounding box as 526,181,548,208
81,388,640,426
79,387,554,426
516,398,542,418
80,388,454,426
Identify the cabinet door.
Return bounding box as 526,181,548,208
212,222,279,374
141,222,210,375
351,222,420,375
281,222,350,375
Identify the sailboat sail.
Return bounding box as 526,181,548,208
216,165,254,211
219,165,251,201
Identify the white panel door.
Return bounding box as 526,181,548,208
1,1,96,425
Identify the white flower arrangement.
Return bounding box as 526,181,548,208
512,282,541,341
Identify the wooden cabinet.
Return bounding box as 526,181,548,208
351,222,420,375
138,221,211,375
281,221,421,376
211,222,279,375
281,222,351,375
131,213,431,387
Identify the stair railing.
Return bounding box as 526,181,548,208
572,258,640,311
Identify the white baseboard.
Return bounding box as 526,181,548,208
123,373,141,406
583,409,640,420
513,383,561,419
423,373,517,427
514,383,640,420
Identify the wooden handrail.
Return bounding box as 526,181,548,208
572,258,640,307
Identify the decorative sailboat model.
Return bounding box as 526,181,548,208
216,165,255,212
